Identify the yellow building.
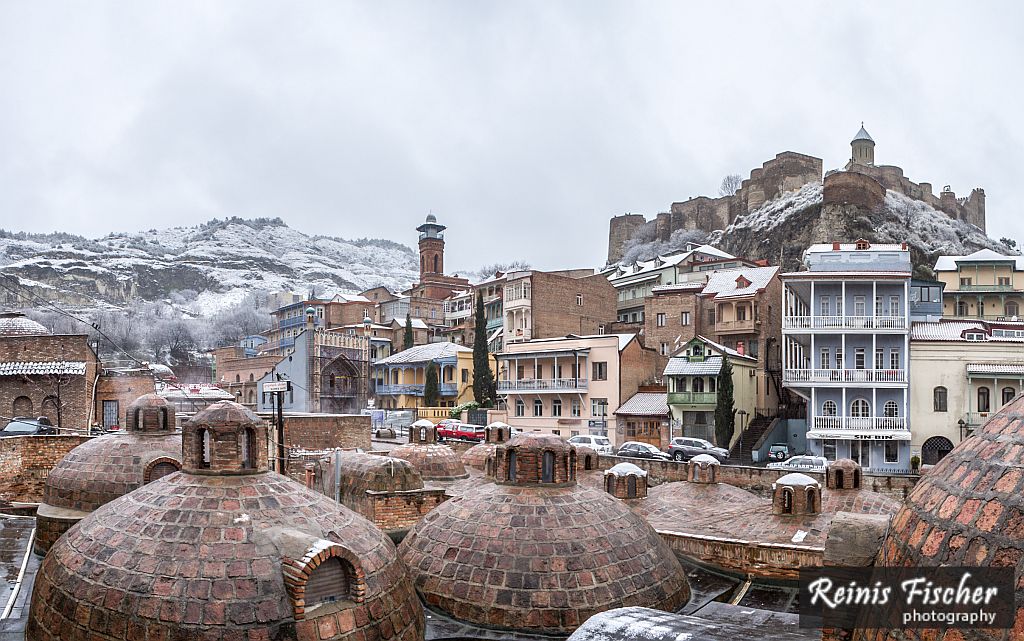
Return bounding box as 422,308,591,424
372,342,495,409
935,249,1024,320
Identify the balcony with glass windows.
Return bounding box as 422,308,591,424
376,383,458,396
667,391,717,407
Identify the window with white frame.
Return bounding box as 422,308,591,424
889,295,900,316
850,398,870,417
874,348,884,370
854,296,865,316
820,348,829,370
660,342,668,356
820,296,830,316
656,313,666,327
552,399,562,417
835,349,843,369
889,349,900,370
855,348,865,370
883,400,898,417
822,400,837,416
591,398,608,417
533,399,543,417
681,311,691,326
884,441,899,464
875,296,883,316
515,399,525,417
571,399,581,417
823,439,837,460
576,294,583,306
835,296,843,316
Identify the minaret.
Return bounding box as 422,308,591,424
416,213,446,280
851,122,875,166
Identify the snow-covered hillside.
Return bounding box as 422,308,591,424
0,218,419,315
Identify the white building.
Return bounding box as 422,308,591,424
781,240,912,471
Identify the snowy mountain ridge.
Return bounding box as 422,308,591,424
0,217,419,315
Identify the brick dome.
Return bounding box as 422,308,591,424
861,396,1024,641
0,311,49,336
398,433,689,634
460,422,515,471
390,422,467,481
28,400,424,641
34,394,182,554
336,451,424,493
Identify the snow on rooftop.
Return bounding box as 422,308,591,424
605,462,647,477
374,341,471,365
702,265,779,299
934,248,1024,272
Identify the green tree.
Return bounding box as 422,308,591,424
403,312,414,350
424,361,439,406
472,293,497,406
714,357,735,449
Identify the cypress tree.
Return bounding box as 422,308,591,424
403,312,414,350
714,357,735,449
472,293,497,406
424,361,439,406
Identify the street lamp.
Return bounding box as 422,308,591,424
958,418,968,442
736,409,748,462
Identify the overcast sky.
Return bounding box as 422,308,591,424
2,2,1022,273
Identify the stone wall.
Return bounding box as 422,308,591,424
660,531,823,579
0,435,92,502
367,490,449,533
258,412,372,452
823,170,886,211
596,455,918,501
607,214,648,264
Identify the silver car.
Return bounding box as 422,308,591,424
568,434,613,454
766,455,828,472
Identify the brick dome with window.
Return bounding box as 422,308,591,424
856,396,1024,641
460,421,513,471
28,400,424,641
33,393,182,555
604,462,648,499
772,472,821,516
398,433,689,635
389,419,468,481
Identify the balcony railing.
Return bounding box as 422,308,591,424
508,328,532,340
954,284,1015,292
376,383,458,396
716,319,758,333
783,316,907,330
812,416,907,431
498,378,588,392
784,369,907,384
667,391,718,405
964,412,992,427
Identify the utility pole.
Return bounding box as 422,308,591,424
263,379,291,473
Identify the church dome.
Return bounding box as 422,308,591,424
0,311,50,336
34,393,181,554
865,396,1024,641
425,213,437,223
28,400,424,641
398,433,689,634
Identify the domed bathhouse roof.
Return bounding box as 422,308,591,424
389,421,468,481
605,462,649,499
0,311,50,337
460,422,514,471
27,400,424,641
862,395,1024,641
34,393,182,555
398,433,689,635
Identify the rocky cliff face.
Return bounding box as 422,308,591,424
0,218,419,314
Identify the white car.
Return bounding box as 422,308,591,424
766,455,828,472
568,434,614,454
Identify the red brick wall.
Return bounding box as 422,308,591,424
644,290,705,359
530,272,618,339
0,334,98,430
258,413,372,451
0,435,92,502
368,490,448,532
618,339,662,404
94,374,156,429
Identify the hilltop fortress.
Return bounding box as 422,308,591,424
607,125,987,264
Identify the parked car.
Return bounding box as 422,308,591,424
567,434,614,454
616,441,672,461
767,443,790,462
0,416,57,438
666,437,729,462
766,455,828,472
454,424,486,442
435,419,462,440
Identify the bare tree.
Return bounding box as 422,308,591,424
719,174,743,197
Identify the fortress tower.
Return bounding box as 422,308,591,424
850,122,875,166
416,213,446,280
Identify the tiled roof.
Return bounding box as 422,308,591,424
910,321,985,341
697,335,758,361
934,249,1024,272
615,393,669,416
374,341,471,365
608,245,735,280
0,361,86,376
664,356,722,377
702,266,779,300
966,363,1024,376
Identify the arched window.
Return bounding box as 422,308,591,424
305,557,352,607
12,396,32,417
584,454,593,471
146,460,180,483
806,488,817,514
822,400,837,416
568,451,577,481
420,255,425,273
709,377,716,393
834,469,845,488
485,457,494,477
235,374,241,383
605,474,615,494
978,387,991,413
433,254,439,273
852,469,861,489
1007,301,1020,318
507,450,517,482
248,373,254,382
542,451,555,483
197,429,211,468
850,398,870,418
496,428,504,443
329,374,336,389
922,436,955,465
159,407,170,430
782,488,793,514
956,300,969,316
883,401,899,417
626,476,637,498
693,377,705,393
419,427,427,442
241,428,256,469
1002,387,1016,406
933,386,948,412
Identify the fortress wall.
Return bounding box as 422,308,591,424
823,171,886,210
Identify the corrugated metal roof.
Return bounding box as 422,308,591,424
664,355,723,376
614,393,669,416
0,361,87,376
966,363,1024,376
910,321,985,340
373,342,470,365
780,271,911,279
702,266,779,300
